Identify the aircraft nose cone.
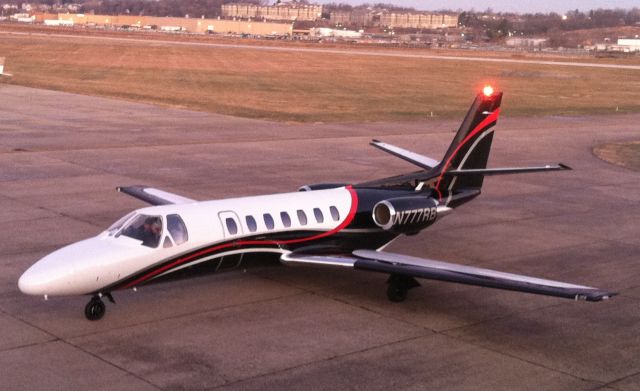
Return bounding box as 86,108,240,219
18,267,41,295
18,252,77,296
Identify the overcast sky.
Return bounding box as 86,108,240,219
316,1,639,13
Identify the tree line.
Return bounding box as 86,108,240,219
460,9,640,39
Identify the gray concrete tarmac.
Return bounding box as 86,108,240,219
1,84,639,391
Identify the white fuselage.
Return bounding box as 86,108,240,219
19,187,357,297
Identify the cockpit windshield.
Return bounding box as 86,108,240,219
107,212,136,236
119,214,163,248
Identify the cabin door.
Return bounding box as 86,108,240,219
218,210,243,239
216,210,245,271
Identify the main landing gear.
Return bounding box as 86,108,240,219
84,293,115,321
386,274,421,302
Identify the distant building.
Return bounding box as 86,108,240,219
44,19,74,26
309,27,362,38
617,38,640,52
10,13,35,23
222,2,323,22
505,37,548,48
330,9,458,29
56,13,294,36
330,9,374,26
379,12,458,29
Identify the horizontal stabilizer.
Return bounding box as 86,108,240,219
117,186,196,206
445,163,571,176
353,250,615,302
371,139,439,170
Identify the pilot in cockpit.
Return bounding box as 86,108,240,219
140,217,162,247
123,216,162,248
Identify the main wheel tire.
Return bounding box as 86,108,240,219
387,283,408,302
85,298,106,321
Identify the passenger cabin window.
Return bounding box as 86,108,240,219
330,206,340,221
120,214,163,248
167,214,188,245
313,208,324,223
297,210,307,226
280,212,291,228
246,216,257,232
226,218,238,235
264,213,275,230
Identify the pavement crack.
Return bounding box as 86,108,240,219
208,334,428,390
60,339,165,390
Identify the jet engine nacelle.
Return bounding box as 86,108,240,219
298,183,348,192
373,197,438,234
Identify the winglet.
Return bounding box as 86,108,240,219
558,163,572,170
577,291,618,302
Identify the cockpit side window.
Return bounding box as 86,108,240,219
121,214,163,248
167,214,189,245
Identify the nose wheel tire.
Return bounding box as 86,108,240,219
85,296,106,321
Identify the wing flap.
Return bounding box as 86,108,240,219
117,186,196,206
280,251,356,267
353,250,615,302
371,140,439,170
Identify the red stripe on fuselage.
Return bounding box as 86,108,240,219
120,186,359,289
434,108,500,200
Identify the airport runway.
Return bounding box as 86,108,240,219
3,30,640,71
1,84,639,390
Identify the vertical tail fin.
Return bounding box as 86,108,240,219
434,88,503,203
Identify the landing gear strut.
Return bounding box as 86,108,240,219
386,274,421,302
84,295,106,321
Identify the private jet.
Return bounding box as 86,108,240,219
18,86,616,320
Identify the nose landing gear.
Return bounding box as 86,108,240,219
84,293,115,321
84,296,105,321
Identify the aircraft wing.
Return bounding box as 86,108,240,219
117,186,196,205
281,249,615,302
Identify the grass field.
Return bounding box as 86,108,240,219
594,142,640,171
1,32,640,122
